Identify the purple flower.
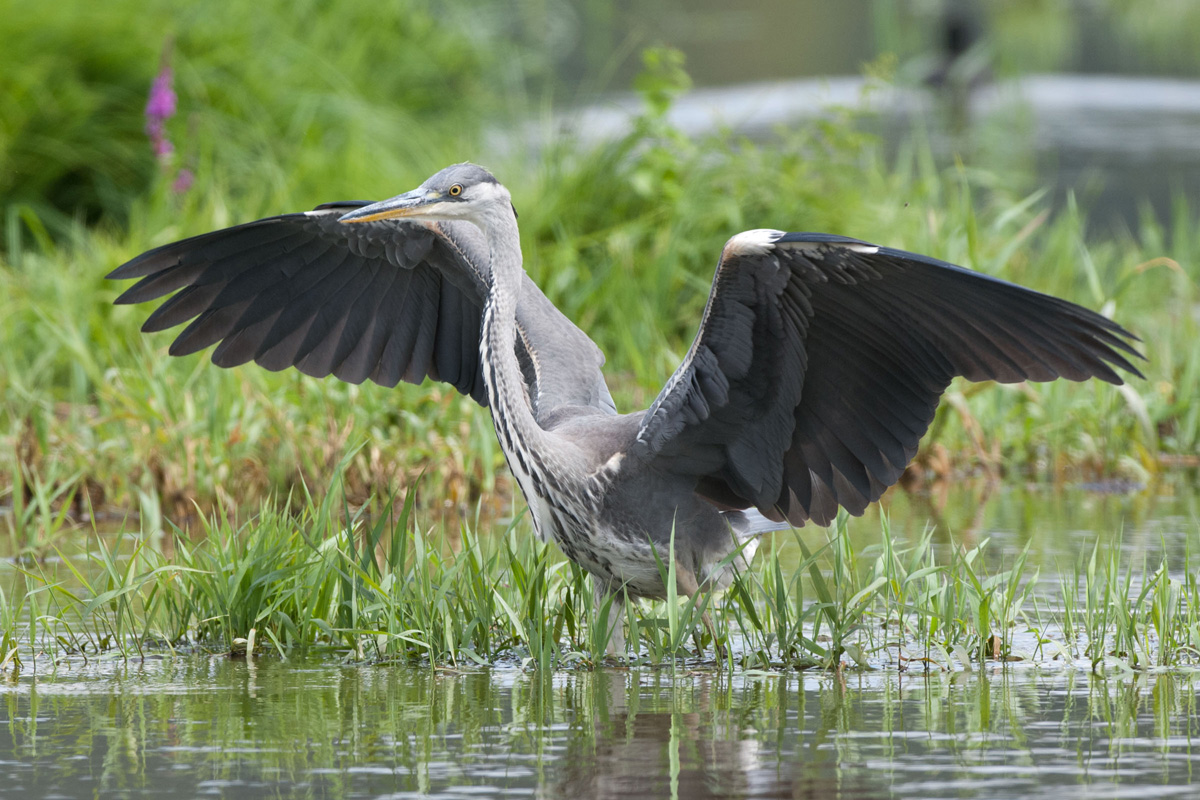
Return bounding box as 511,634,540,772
144,46,192,195
145,67,176,121
145,62,176,164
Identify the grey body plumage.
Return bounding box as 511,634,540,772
110,163,1143,655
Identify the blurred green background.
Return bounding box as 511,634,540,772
8,0,1200,237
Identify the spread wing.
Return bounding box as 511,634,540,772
633,231,1144,526
108,203,615,418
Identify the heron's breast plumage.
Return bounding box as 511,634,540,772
483,359,663,593
494,415,663,595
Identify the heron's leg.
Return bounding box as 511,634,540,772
594,582,625,658
675,559,726,660
606,602,625,658
699,612,725,660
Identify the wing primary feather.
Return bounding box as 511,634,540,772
254,248,353,357
333,267,403,384
169,300,254,357
107,220,298,282
291,260,372,366
257,314,319,371
142,284,224,332
433,279,465,388
211,309,283,368
403,279,441,384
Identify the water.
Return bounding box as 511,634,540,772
530,1,1200,232
3,481,1198,799
532,72,1200,233
3,657,1198,799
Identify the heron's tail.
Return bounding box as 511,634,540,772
702,508,788,590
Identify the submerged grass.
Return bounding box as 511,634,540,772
2,479,1197,675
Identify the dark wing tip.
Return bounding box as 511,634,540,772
106,264,134,282
788,234,1149,384
107,251,165,283
113,283,147,305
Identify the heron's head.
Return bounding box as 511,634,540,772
338,163,513,228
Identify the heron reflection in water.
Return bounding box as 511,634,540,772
110,163,1143,655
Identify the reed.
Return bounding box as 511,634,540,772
2,483,1197,674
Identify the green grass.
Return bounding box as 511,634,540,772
2,30,1199,675
0,0,526,241
2,478,1198,674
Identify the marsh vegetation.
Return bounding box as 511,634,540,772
3,2,1200,796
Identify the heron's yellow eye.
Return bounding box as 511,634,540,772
449,184,463,197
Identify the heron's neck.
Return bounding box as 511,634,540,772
479,208,551,460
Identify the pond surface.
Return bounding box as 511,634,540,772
541,72,1200,235
3,657,1199,799
547,1,1200,232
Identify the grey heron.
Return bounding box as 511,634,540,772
109,163,1143,655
